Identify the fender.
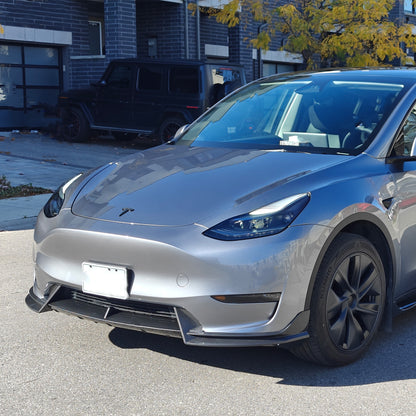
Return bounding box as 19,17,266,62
304,211,397,329
59,101,95,125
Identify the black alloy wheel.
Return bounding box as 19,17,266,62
291,233,386,366
158,117,185,143
61,107,90,142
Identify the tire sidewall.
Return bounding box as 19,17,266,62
158,117,184,143
309,234,386,365
62,107,89,142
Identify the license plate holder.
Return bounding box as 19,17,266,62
82,262,128,300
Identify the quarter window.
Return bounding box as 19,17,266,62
398,106,416,155
137,67,162,91
169,68,199,94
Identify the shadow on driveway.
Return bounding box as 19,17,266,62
108,307,416,386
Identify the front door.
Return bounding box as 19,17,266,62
132,65,164,133
388,103,416,300
93,63,135,128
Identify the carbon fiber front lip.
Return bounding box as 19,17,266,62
26,285,310,347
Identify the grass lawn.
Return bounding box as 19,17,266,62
0,175,52,199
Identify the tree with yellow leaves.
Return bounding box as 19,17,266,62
215,0,416,69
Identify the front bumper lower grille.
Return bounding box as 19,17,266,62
44,286,182,338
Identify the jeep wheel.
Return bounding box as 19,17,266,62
158,117,185,143
61,107,90,142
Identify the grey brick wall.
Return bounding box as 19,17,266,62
105,0,137,59
136,2,186,59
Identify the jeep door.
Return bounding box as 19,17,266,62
93,62,135,128
132,65,164,133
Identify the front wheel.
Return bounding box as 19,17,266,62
158,117,185,143
290,233,386,366
61,107,90,142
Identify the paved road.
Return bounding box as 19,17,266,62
1,229,416,415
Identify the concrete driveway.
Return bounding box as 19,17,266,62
1,132,416,415
1,229,416,415
0,132,151,230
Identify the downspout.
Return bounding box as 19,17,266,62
257,22,268,79
185,0,189,59
196,0,201,60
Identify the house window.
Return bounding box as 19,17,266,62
405,0,414,13
263,63,296,76
88,20,103,55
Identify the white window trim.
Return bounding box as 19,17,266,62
0,25,72,45
252,49,303,64
70,55,106,60
205,44,229,58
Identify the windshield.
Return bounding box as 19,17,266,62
177,74,405,155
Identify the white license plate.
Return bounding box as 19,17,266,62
82,262,128,300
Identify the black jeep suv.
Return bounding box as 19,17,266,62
58,59,246,142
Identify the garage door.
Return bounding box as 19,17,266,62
0,43,62,129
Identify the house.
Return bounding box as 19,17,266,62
0,0,413,129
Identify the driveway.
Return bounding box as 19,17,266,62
1,132,416,415
0,132,152,230
1,229,416,415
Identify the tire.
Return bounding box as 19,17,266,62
61,107,90,142
158,117,185,143
112,132,137,141
290,233,386,366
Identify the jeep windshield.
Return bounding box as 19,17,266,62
177,72,406,156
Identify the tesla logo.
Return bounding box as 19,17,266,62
119,207,135,217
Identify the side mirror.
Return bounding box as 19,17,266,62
173,124,189,140
411,139,416,157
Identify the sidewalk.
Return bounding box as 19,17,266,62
0,132,145,231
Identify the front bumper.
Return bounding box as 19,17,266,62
25,285,310,347
28,211,331,347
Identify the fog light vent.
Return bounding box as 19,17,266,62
211,292,281,304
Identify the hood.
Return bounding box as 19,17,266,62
71,145,352,226
59,87,96,102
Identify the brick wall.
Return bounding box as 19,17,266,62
136,1,186,59
105,0,137,59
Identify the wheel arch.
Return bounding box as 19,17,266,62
304,213,396,330
59,102,94,125
160,110,189,125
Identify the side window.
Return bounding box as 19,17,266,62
395,106,416,156
137,67,162,91
105,65,132,89
208,66,243,106
169,68,199,94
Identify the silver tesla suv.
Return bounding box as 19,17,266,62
26,68,416,366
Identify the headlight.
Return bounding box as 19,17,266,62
43,174,82,218
203,193,310,241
